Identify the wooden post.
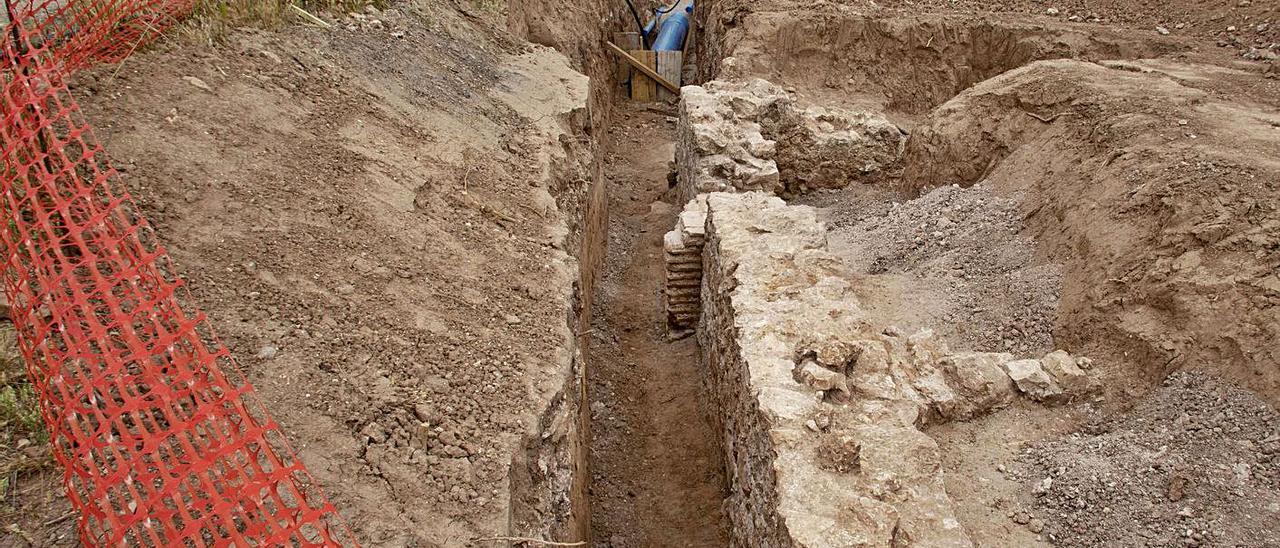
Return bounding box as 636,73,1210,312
613,31,642,94
630,49,657,101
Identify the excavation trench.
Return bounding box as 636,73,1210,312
580,12,1154,547
577,4,1280,547
579,17,1138,544
17,0,1274,545
586,106,731,545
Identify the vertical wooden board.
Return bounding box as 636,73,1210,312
656,51,682,100
630,50,657,101
616,31,642,49
613,31,641,93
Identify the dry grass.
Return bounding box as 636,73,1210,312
0,325,45,453
0,322,61,536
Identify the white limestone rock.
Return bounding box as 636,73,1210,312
1041,350,1098,397
1003,358,1065,403
794,358,850,398
938,352,1018,418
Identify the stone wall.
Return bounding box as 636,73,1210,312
675,78,906,203
676,80,783,204
698,192,1097,547
664,196,709,331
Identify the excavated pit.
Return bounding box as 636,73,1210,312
658,3,1280,546
503,0,1280,545
5,0,1275,546
694,6,1186,116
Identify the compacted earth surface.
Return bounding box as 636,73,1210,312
586,104,730,548
0,0,1278,545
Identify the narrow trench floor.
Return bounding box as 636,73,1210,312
588,103,729,547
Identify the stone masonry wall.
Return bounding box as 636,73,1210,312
664,196,709,331
676,80,783,205
699,192,1097,547
676,78,907,204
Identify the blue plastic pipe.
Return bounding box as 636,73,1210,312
645,1,680,36
651,5,692,51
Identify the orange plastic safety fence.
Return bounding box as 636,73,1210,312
0,16,352,548
5,0,195,72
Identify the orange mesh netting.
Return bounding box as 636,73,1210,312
5,0,197,72
1,3,353,546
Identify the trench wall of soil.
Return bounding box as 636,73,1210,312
505,0,648,540
692,3,1182,114
66,1,616,542
899,59,1280,407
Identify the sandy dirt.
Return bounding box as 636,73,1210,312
586,104,730,547
802,183,1062,358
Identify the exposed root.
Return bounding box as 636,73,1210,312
1024,111,1073,123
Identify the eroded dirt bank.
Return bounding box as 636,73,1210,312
68,1,602,544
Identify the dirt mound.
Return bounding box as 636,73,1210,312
695,5,1186,115
902,58,1280,410
873,0,1279,58
812,183,1061,357
1020,371,1280,547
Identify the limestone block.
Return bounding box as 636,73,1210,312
679,210,708,239
676,84,783,203
911,370,961,423
1040,350,1097,397
938,352,1018,419
1003,359,1065,403
793,359,850,398
663,230,688,252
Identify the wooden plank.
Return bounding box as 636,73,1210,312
613,31,642,93
656,51,682,100
606,41,681,94
616,32,642,50
631,50,657,101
